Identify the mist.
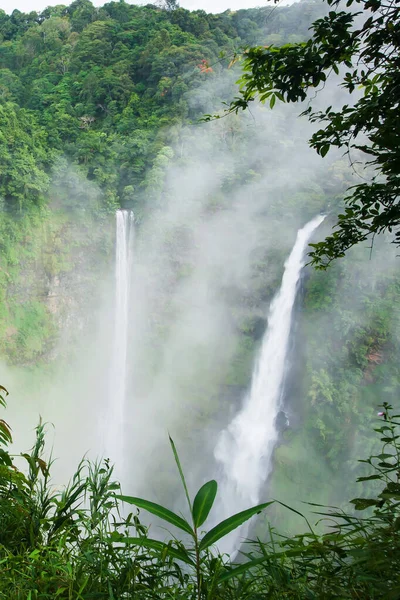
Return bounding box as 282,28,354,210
2,68,398,550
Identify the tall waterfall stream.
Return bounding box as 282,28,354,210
213,215,325,555
106,209,135,475
106,213,324,550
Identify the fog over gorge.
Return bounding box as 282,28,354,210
6,93,395,543
8,100,324,469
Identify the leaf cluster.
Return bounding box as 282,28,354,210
228,0,400,267
1,391,400,598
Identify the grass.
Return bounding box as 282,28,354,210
1,386,400,599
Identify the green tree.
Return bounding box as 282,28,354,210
0,102,50,211
227,0,400,268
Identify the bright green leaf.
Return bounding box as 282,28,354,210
192,480,217,528
116,495,194,537
199,502,273,551
169,435,192,513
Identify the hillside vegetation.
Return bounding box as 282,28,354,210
0,0,327,363
0,0,399,597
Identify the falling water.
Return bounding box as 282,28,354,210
106,209,134,473
214,215,325,555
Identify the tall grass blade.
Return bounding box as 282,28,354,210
119,536,195,566
169,435,192,513
217,557,266,583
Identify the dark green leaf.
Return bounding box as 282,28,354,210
350,498,378,510
218,557,266,583
320,144,330,157
357,475,381,482
0,448,12,466
115,536,195,566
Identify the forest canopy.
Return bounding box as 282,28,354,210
0,0,325,215
228,0,400,267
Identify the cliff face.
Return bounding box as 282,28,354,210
0,210,113,366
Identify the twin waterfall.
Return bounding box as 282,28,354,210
213,215,325,555
107,212,324,552
106,209,134,475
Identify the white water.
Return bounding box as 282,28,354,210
106,209,134,474
213,215,325,555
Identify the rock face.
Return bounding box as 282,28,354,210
1,213,113,366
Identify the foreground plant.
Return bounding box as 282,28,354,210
114,435,272,600
216,0,400,268
1,391,400,598
0,393,174,599
238,403,400,599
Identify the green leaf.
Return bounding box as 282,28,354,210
52,483,87,531
0,448,12,466
217,557,266,583
350,498,378,510
275,500,314,532
269,94,276,109
0,385,8,408
199,502,272,551
116,495,194,537
116,536,195,566
320,144,330,157
169,435,192,513
357,474,381,482
192,480,217,528
0,419,12,445
380,493,400,501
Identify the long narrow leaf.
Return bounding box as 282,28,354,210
192,480,217,528
275,500,315,533
169,435,192,513
116,494,194,536
0,419,12,444
55,483,86,516
199,502,273,551
0,385,8,408
217,557,266,583
117,536,195,566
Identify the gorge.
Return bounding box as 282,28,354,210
0,0,399,596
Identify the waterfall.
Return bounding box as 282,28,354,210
106,209,134,473
213,215,325,555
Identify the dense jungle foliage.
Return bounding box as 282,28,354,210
1,388,400,599
0,0,400,597
226,0,400,267
0,0,327,363
0,0,324,213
